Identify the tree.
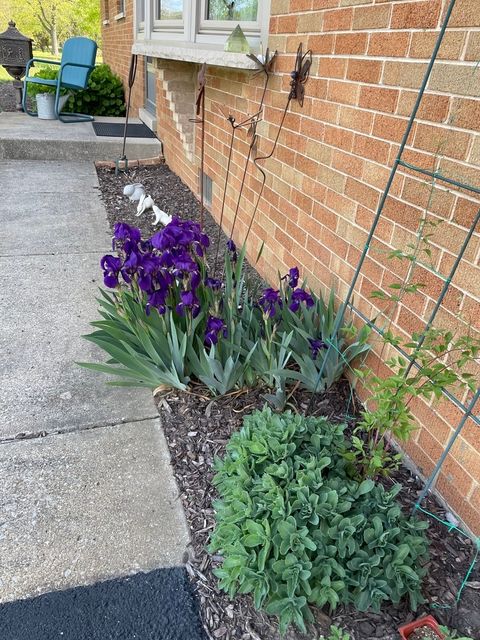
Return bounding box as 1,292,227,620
0,0,100,55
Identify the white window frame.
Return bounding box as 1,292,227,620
135,0,269,50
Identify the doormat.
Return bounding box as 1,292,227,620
92,122,156,138
0,567,206,640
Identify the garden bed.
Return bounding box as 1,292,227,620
96,163,480,640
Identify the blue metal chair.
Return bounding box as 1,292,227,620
22,37,97,123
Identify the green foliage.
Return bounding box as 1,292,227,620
320,625,350,640
67,64,125,117
26,66,65,97
209,408,429,634
350,328,479,479
83,223,369,402
26,64,123,117
440,626,474,640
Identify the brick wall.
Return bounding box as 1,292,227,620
101,0,144,116
102,0,480,534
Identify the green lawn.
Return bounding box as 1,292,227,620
0,49,103,82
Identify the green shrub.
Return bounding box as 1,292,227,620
26,66,67,97
27,63,125,116
67,63,125,116
209,408,429,634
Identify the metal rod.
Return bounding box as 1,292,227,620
413,388,480,511
401,207,480,380
213,118,236,275
199,85,205,229
348,302,480,427
398,160,480,195
307,0,458,409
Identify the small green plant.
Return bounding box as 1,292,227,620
209,408,429,634
67,63,125,116
440,626,474,640
320,625,350,640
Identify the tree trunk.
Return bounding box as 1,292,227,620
50,25,58,56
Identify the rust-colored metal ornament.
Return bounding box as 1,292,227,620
289,43,312,106
190,62,207,229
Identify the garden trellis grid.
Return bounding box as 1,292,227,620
205,0,479,605
305,0,479,605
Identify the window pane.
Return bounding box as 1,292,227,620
138,0,145,22
157,0,183,19
207,0,258,21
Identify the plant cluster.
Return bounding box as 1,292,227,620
27,63,125,116
209,408,429,634
82,220,369,400
440,626,474,640
350,328,479,479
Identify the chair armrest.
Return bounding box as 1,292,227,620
29,57,61,65
24,57,61,79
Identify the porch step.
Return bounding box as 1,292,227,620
0,113,163,162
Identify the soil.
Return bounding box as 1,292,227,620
408,626,442,640
96,162,480,640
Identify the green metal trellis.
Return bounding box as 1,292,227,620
309,0,479,598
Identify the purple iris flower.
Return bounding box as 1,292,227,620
226,239,237,262
190,270,201,290
287,266,299,289
289,288,314,312
148,289,168,315
113,222,141,244
101,255,122,288
176,290,200,317
309,338,327,360
172,250,196,272
259,288,283,318
205,277,222,291
204,315,227,347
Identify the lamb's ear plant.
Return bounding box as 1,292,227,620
210,407,429,634
440,625,474,640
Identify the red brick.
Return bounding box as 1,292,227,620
335,33,368,55
323,8,353,31
359,86,399,113
391,0,442,29
346,59,382,84
368,31,411,57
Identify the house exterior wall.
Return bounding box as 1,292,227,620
101,0,480,534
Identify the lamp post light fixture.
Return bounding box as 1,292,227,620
0,20,33,111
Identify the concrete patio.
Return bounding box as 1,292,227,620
0,112,162,161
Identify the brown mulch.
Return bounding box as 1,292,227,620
95,162,480,640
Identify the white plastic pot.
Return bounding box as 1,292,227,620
36,93,70,120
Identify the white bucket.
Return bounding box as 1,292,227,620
36,93,70,120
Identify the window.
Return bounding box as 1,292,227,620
205,0,257,21
118,0,126,14
135,0,268,49
156,0,183,20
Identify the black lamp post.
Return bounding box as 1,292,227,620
0,20,33,111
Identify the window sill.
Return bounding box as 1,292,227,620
102,19,110,25
114,12,125,21
132,40,258,70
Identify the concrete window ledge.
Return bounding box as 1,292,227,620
114,12,125,20
132,41,258,70
139,107,157,134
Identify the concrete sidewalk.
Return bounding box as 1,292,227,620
0,160,189,603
